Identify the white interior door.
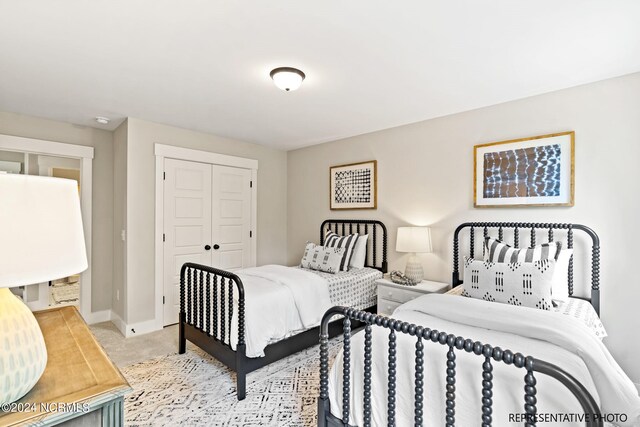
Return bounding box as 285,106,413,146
163,158,212,326
211,165,252,271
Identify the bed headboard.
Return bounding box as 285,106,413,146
452,222,601,314
320,219,388,273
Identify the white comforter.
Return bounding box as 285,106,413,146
329,294,640,426
228,265,332,357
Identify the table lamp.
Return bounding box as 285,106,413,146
396,226,432,284
0,174,87,405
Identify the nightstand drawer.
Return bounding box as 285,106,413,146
378,298,402,316
378,284,425,304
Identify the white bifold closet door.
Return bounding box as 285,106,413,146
163,158,252,326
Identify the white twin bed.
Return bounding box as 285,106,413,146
179,219,388,400
320,222,640,427
230,265,382,357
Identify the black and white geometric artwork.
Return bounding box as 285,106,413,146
330,160,377,210
334,169,371,203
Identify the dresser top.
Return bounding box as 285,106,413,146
1,306,131,426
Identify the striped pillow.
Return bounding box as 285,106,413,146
324,230,359,271
484,237,562,263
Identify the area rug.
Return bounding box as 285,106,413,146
121,339,342,426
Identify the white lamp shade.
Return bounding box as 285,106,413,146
0,174,87,287
396,227,432,253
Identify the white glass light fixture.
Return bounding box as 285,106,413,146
0,174,88,404
396,227,433,284
270,67,305,91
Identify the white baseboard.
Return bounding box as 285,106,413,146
83,309,162,339
109,310,127,336
123,318,161,338
82,309,111,325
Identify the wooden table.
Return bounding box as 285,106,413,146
0,306,131,427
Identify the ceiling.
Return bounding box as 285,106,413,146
1,1,639,150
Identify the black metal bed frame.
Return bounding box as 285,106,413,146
452,222,600,314
179,219,387,400
319,221,603,426
318,307,602,427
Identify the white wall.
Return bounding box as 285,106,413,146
123,118,288,325
0,111,114,313
287,72,640,383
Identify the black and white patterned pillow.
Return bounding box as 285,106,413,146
484,237,571,304
484,237,561,263
300,242,345,274
324,230,359,272
462,256,555,311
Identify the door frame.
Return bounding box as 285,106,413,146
0,134,94,320
154,143,258,328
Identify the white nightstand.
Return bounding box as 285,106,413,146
377,277,449,316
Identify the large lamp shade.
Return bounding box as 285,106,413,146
0,174,87,287
0,173,87,404
396,227,432,254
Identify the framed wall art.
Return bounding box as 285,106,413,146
474,131,575,208
330,160,377,210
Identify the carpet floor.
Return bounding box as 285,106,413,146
121,339,341,426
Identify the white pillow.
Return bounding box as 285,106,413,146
300,242,345,274
349,234,369,269
551,248,573,303
462,256,555,311
483,237,573,304
484,237,562,263
324,230,359,272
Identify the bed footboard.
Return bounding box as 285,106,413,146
179,262,247,399
318,307,603,427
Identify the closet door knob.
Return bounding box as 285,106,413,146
213,244,220,250
204,245,211,251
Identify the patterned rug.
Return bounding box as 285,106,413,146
122,339,341,426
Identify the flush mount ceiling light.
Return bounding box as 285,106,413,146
270,67,305,92
95,116,110,125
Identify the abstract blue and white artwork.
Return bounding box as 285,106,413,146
474,132,574,207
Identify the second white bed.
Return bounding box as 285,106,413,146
224,265,382,357
328,294,640,426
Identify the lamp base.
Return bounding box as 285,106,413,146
0,288,48,404
404,254,424,285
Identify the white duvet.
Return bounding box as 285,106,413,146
227,265,332,357
329,294,640,426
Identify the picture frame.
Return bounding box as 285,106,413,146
474,131,575,208
330,160,377,210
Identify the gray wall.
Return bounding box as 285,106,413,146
0,149,24,172
124,117,288,324
112,120,128,321
0,110,114,312
287,72,640,383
